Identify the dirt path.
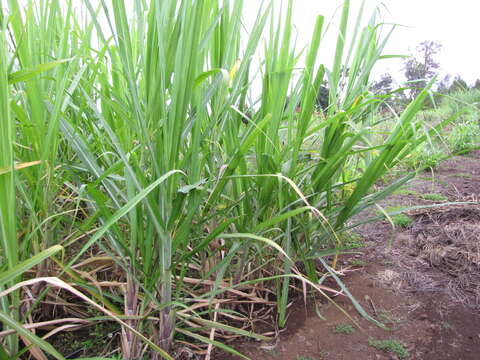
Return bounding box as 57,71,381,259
215,151,480,360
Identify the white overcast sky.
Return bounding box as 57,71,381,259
380,0,479,84
76,0,479,84
243,0,479,84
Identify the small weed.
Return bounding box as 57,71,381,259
456,172,472,179
448,120,480,153
333,323,355,334
403,145,444,170
296,351,329,360
349,258,366,266
442,321,453,330
394,188,420,197
342,232,365,249
376,207,413,228
319,351,329,359
368,338,409,359
264,348,277,357
378,309,403,325
391,213,413,228
421,193,448,201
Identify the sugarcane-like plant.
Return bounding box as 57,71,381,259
0,1,456,359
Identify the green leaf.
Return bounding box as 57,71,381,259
219,233,292,263
67,170,183,267
178,178,207,194
0,311,65,360
194,68,229,88
176,329,250,360
8,58,73,84
0,245,63,287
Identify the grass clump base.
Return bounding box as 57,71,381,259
333,323,355,334
392,214,413,228
368,338,409,359
421,193,448,201
378,207,413,228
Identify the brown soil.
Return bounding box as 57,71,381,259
214,151,480,360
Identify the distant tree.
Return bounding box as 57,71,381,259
403,40,442,100
449,76,468,93
371,73,393,95
472,79,480,90
436,75,451,94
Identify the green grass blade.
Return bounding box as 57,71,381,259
0,311,65,360
0,245,63,287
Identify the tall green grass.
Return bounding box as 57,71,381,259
0,12,19,355
402,89,479,170
1,3,69,357
0,0,455,358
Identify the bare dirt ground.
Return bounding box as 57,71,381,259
214,151,480,360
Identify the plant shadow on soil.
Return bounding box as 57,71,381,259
213,151,480,360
